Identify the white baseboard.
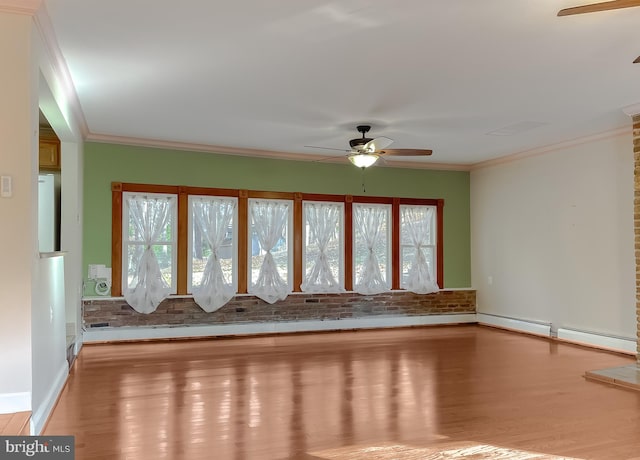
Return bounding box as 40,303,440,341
557,328,636,355
83,314,477,342
477,313,551,337
30,361,69,435
0,392,31,414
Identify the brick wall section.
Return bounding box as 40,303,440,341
635,114,640,360
83,290,476,329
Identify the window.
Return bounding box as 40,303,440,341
301,201,344,292
248,199,293,303
400,205,438,294
111,183,444,310
122,192,177,313
353,203,391,294
188,195,238,312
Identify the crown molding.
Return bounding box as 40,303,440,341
381,160,471,171
87,126,635,172
0,0,41,15
88,126,633,174
622,103,640,117
470,126,630,171
33,3,89,138
0,0,88,138
85,133,472,171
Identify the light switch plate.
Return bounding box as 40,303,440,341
1,175,12,197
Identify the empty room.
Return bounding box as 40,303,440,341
1,1,640,459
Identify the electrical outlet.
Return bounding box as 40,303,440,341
88,264,106,280
96,266,111,282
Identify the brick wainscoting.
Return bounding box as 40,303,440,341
83,290,476,329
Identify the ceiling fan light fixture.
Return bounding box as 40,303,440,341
348,152,379,168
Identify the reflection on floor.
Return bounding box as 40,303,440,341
0,412,30,435
309,441,581,459
44,326,640,459
585,364,640,390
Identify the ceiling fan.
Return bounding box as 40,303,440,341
558,0,640,64
306,125,433,168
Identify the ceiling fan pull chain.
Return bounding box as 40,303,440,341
361,167,366,193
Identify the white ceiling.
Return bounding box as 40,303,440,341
42,0,640,168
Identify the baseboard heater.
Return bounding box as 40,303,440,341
557,327,636,355
477,313,636,355
82,314,478,343
476,313,551,337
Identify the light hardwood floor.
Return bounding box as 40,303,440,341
44,326,640,459
0,411,30,435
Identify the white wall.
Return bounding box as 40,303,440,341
31,4,84,432
39,68,85,341
0,6,84,425
31,255,68,434
60,141,83,340
0,11,36,414
471,132,635,339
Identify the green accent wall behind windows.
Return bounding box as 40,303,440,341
83,142,471,295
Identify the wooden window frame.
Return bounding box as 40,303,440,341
121,190,179,293
247,196,295,292
352,201,393,291
187,194,239,293
301,200,346,292
398,203,440,290
111,183,444,297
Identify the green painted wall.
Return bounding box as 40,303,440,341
83,142,471,294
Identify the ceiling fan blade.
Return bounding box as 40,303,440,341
634,55,640,63
304,145,350,152
311,154,347,163
362,136,393,152
557,0,640,16
380,149,433,157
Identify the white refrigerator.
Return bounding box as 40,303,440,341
38,174,56,252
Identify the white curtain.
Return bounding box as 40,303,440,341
354,205,389,295
124,195,175,314
192,197,237,312
402,206,439,294
249,200,291,304
301,202,343,293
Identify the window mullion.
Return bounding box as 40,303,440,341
392,198,401,290
437,199,444,288
111,183,123,297
344,196,353,291
238,190,249,293
293,193,303,292
177,189,188,295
